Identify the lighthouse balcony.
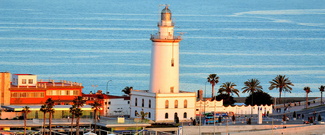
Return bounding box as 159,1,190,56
158,22,174,27
150,34,182,42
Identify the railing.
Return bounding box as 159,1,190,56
157,22,174,26
150,34,182,40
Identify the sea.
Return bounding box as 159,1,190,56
0,0,324,97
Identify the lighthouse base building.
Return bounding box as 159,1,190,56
130,6,196,122
131,90,196,122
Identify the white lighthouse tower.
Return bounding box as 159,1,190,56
149,6,182,94
130,6,196,123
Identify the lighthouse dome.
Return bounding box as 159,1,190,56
161,7,171,14
161,6,172,21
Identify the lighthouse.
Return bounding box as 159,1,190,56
130,6,196,123
149,6,182,94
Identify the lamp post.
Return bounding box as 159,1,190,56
204,81,208,114
106,80,112,95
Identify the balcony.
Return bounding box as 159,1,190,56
150,34,182,42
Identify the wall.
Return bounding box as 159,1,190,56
195,100,273,115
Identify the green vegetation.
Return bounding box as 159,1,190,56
244,91,273,106
207,74,219,98
268,75,294,105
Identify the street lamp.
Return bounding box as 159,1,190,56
106,80,112,95
204,81,208,114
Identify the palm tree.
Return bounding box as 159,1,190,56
22,106,31,135
40,105,48,135
242,78,263,106
242,79,263,94
121,86,133,96
207,74,219,98
319,85,324,105
91,101,101,133
304,86,312,108
45,98,55,135
269,75,294,105
69,105,77,135
74,108,83,135
73,96,85,135
135,109,149,122
218,82,240,97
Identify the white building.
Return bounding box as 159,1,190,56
130,6,196,123
195,100,273,116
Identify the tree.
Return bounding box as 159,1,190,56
303,86,311,108
136,109,149,122
268,75,294,104
242,79,263,94
122,86,133,96
69,105,77,135
218,82,240,97
319,85,324,105
244,91,273,106
40,105,48,135
91,101,101,133
45,98,55,135
74,108,83,135
22,106,31,135
215,94,236,106
73,96,85,135
242,79,263,108
207,74,219,98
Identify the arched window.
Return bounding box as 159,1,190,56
149,100,151,108
174,112,178,119
165,100,169,108
148,112,151,118
175,100,178,108
135,110,138,117
183,112,187,118
165,113,168,119
135,98,138,106
184,100,188,108
142,98,144,107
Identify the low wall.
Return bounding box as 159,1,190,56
181,124,302,135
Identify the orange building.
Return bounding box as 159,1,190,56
83,90,130,116
0,72,83,105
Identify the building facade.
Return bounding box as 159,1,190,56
0,72,83,105
130,6,196,123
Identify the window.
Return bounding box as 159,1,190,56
165,100,169,108
108,101,111,105
165,113,168,119
128,101,130,104
28,79,33,84
170,87,174,93
73,90,79,95
135,110,138,116
142,99,144,107
184,112,187,118
22,79,26,84
184,100,188,108
135,98,138,106
175,100,178,108
174,112,178,119
149,100,151,108
148,112,151,118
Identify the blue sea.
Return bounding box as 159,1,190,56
0,0,324,97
